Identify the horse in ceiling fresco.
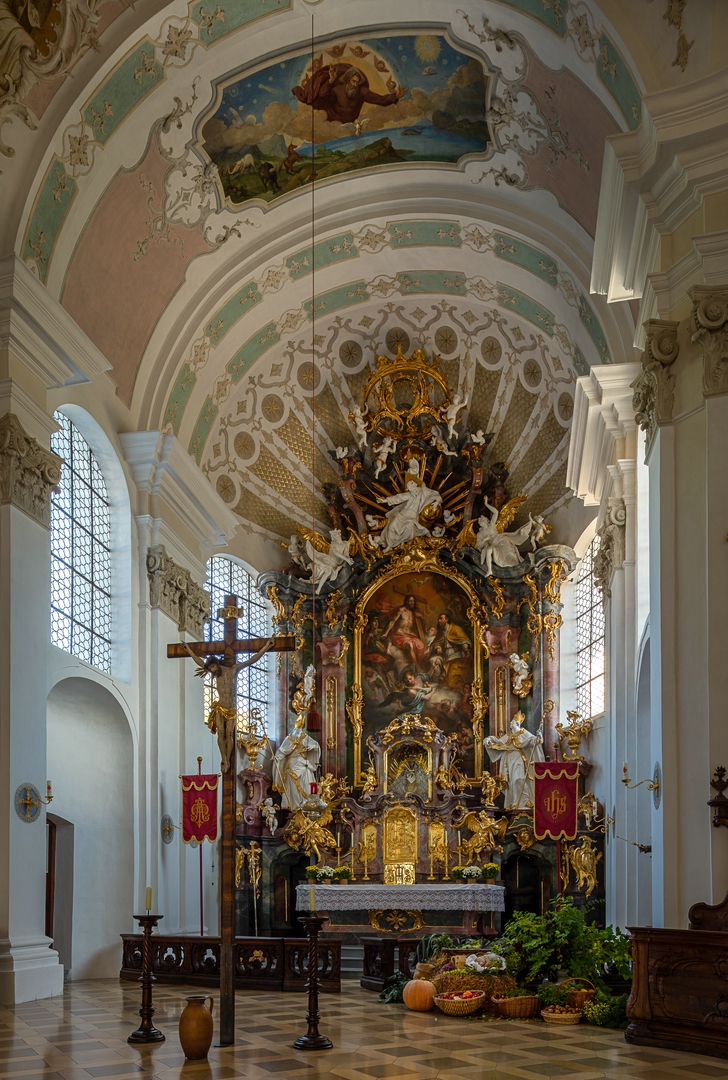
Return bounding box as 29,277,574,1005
200,33,491,207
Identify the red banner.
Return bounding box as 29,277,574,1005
533,761,579,841
181,774,219,844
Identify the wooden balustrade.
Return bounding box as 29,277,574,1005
120,935,340,993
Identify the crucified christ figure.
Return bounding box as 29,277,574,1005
185,640,274,772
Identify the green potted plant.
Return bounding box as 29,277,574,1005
451,865,465,880
304,865,319,881
482,863,500,883
333,865,352,884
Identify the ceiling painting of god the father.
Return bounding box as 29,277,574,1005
200,33,492,207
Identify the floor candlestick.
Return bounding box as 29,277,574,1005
293,915,333,1051
128,915,165,1044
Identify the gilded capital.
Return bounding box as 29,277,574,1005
631,319,679,452
146,544,210,637
690,287,728,397
0,412,62,527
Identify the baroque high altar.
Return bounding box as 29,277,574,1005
234,347,597,938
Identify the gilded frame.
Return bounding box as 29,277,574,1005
347,543,487,787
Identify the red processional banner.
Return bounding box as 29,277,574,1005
533,760,580,841
181,774,219,844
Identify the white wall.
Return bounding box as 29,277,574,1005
46,677,134,979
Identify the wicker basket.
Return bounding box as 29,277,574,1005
541,1007,583,1025
561,978,596,1010
434,991,485,1016
491,994,541,1019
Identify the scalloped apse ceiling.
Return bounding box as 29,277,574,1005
13,0,646,560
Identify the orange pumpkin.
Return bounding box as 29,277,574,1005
403,979,436,1012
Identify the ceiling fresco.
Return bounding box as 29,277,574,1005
201,34,492,209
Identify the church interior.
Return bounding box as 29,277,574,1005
3,0,728,1075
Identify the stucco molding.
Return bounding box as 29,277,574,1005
0,412,62,527
593,496,626,603
146,543,209,638
690,286,728,397
631,319,679,454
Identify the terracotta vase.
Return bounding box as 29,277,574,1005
485,877,497,884
179,995,214,1059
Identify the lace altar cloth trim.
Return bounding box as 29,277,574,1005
296,883,505,912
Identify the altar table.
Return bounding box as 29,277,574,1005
296,882,505,914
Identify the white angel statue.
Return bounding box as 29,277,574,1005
374,435,396,478
259,797,279,835
335,445,350,460
305,528,354,587
350,404,369,450
471,429,486,445
475,498,533,576
445,395,466,439
529,514,551,550
509,652,531,694
287,533,309,571
430,428,458,457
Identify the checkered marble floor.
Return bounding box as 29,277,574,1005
1,980,727,1080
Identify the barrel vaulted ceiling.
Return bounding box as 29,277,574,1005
3,0,706,563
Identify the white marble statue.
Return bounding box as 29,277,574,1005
444,395,466,439
374,435,396,477
305,529,353,587
430,428,458,457
351,404,369,450
272,715,321,810
509,652,531,694
471,429,486,445
335,445,350,460
485,712,544,810
529,514,550,550
259,797,279,835
287,533,309,571
373,470,442,551
302,663,316,707
474,498,534,575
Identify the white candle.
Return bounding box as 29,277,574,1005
309,885,316,912
623,761,629,778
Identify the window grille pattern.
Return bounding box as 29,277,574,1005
50,412,112,672
575,536,605,719
204,556,270,727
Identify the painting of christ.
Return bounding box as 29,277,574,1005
360,570,478,777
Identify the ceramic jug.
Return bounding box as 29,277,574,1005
179,995,214,1059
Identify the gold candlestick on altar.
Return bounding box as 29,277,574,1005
428,851,435,881
350,845,356,880
336,846,341,868
442,847,450,881
361,851,370,881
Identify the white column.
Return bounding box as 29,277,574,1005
0,413,64,1002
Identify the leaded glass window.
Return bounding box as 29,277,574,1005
575,535,605,720
203,556,270,724
50,412,112,672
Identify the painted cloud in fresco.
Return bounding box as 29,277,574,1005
201,34,490,207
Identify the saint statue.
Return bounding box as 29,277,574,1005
485,711,544,810
272,666,321,810
373,460,442,551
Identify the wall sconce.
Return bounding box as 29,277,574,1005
14,782,53,823
577,792,614,833
622,761,661,808
708,767,728,828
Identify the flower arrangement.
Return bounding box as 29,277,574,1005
333,865,352,880
304,865,319,880
316,865,335,881
461,865,481,880
482,863,500,880
451,865,465,880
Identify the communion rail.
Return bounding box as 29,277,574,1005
120,934,340,992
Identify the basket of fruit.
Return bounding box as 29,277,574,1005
491,992,541,1019
541,1005,583,1025
561,978,595,1010
434,990,486,1016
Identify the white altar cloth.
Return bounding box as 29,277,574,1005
296,882,505,913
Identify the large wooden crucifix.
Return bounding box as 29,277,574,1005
168,594,295,1046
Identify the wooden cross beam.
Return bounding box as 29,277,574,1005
167,595,295,1046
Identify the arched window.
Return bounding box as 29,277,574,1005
575,535,605,719
204,556,270,721
50,412,112,672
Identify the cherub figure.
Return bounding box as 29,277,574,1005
361,757,378,795
471,429,486,445
373,435,396,477
259,797,279,835
350,404,369,449
444,394,466,439
284,805,337,862
185,639,275,772
335,445,350,459
509,652,532,696
430,427,458,457
480,771,507,807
